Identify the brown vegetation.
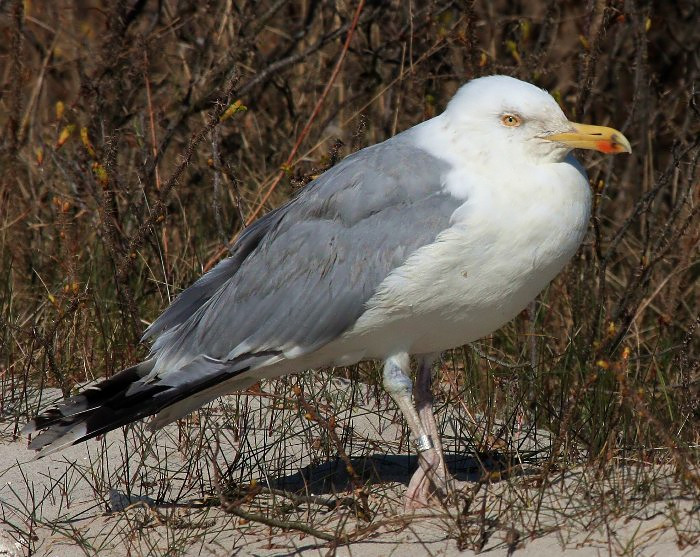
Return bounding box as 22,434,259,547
0,0,698,554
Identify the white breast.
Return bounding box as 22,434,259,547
335,156,591,359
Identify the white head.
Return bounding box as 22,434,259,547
443,75,630,164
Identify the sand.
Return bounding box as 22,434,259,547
1,381,697,556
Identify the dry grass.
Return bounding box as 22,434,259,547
0,0,698,555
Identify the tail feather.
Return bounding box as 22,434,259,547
23,360,156,435
24,359,166,457
23,353,276,458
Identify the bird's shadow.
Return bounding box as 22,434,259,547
265,450,527,495
107,450,540,512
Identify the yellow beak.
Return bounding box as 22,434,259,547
545,122,631,154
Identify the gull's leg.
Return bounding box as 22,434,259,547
407,354,469,508
382,353,446,510
415,354,447,477
404,354,449,508
383,353,431,450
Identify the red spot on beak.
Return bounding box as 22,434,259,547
596,140,618,154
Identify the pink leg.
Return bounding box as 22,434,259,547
383,354,442,506
404,355,464,510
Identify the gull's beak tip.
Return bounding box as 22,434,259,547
547,122,632,155
610,132,632,155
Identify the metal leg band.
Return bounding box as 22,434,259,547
413,434,434,453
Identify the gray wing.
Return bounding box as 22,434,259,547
149,132,461,374
23,131,466,455
142,203,289,341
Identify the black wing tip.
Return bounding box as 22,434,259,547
23,361,157,456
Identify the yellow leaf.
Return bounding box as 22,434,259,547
91,162,108,187
645,17,651,32
596,360,610,370
520,19,531,41
35,146,44,165
479,51,488,68
55,100,65,121
505,40,521,65
220,100,247,122
80,127,96,158
56,124,75,149
579,34,590,50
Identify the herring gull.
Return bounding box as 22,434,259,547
24,75,631,508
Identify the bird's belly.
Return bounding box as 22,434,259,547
395,273,543,355
339,207,588,358
357,263,550,356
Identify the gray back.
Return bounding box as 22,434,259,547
147,130,461,372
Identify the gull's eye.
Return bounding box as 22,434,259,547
500,114,522,127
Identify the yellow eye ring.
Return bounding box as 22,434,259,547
501,114,522,127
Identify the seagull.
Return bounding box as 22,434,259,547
24,75,630,508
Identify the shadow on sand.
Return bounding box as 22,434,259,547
108,450,542,512
265,450,535,494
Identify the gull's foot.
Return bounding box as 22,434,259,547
403,450,468,511
404,469,469,511
404,466,440,510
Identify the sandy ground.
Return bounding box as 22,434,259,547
1,382,698,556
